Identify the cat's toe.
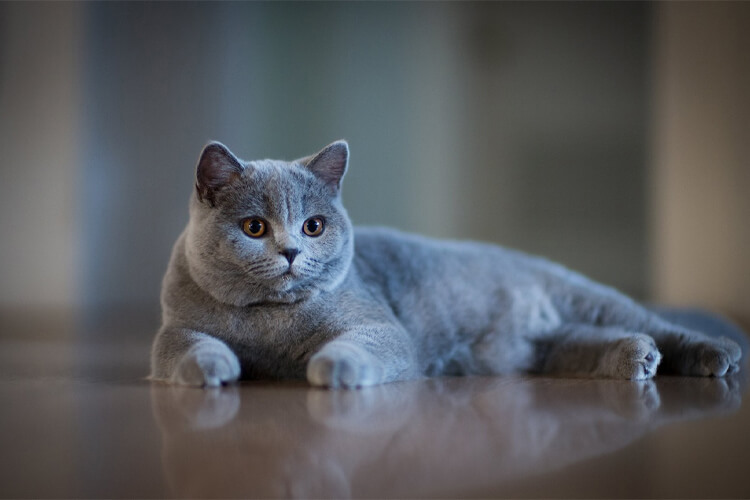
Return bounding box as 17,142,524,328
608,335,662,381
307,355,349,388
698,348,731,377
307,354,363,389
307,343,381,389
690,338,742,377
175,347,241,388
719,336,743,363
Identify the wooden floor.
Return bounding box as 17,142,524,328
1,312,749,498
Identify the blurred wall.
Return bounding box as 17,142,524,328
651,2,750,325
1,3,653,323
0,3,82,309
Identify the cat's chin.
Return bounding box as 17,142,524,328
195,272,317,307
235,275,320,306
245,287,317,306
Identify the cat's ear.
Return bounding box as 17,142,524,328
195,142,244,206
301,140,349,193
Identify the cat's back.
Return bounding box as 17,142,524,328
350,226,590,313
353,226,529,276
350,226,554,297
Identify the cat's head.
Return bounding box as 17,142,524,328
184,141,354,306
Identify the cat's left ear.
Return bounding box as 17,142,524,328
300,140,349,193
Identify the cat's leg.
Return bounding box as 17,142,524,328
558,283,743,377
533,325,662,380
307,326,419,389
150,327,241,387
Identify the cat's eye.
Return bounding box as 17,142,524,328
303,217,325,237
242,218,266,238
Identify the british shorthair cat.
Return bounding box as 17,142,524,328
150,141,742,388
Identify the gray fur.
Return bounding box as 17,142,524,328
150,141,743,388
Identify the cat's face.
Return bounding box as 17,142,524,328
184,141,354,306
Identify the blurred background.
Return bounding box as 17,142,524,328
0,2,748,337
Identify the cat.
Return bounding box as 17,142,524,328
150,140,743,388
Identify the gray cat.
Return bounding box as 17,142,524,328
150,140,742,388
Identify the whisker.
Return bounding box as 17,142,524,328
296,263,318,273
244,265,279,277
249,264,271,272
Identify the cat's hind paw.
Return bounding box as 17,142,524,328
307,342,382,389
174,345,241,388
685,337,742,377
605,334,662,381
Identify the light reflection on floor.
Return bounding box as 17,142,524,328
1,333,748,498
153,375,746,498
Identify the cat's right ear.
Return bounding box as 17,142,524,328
195,142,244,206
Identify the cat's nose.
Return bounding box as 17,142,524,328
279,248,300,265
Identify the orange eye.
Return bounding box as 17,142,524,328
303,217,325,237
242,218,266,238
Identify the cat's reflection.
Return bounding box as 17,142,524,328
151,376,741,498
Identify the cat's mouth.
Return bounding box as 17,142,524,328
266,262,311,291
278,266,300,282
272,269,306,294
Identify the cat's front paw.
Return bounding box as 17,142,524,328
605,334,662,381
174,345,241,387
683,337,742,377
307,343,382,389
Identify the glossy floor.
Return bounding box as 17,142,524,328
1,321,750,498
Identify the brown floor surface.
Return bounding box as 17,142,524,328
1,314,749,498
